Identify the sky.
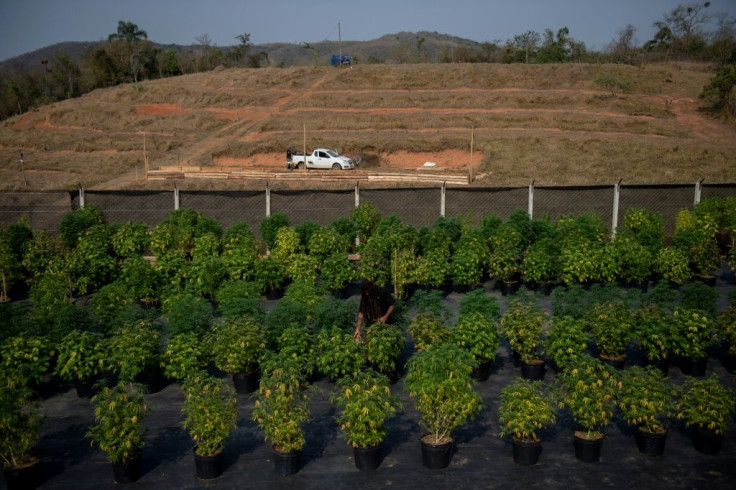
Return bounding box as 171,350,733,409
1,0,735,62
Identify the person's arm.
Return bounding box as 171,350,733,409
379,304,395,324
354,312,364,340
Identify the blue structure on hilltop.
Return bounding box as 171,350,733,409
330,54,351,66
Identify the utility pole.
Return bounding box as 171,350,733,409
338,22,342,66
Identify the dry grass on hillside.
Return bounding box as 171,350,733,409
0,62,733,191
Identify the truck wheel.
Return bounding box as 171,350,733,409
297,162,303,169
332,163,341,170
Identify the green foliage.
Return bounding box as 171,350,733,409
117,255,161,305
252,356,310,452
59,206,105,249
351,203,382,242
635,306,673,361
498,379,557,442
64,224,117,295
557,355,619,439
21,230,66,286
0,231,21,302
187,254,227,299
364,322,405,374
221,230,260,281
87,382,147,464
716,302,736,355
259,212,290,250
190,233,222,260
653,247,691,285
224,221,255,243
161,290,213,336
521,237,560,285
680,281,718,318
543,316,590,371
295,220,322,249
161,333,212,381
559,240,603,286
609,232,653,284
315,326,364,380
450,228,488,286
285,253,318,285
644,280,680,311
312,296,358,332
622,208,664,255
451,311,500,362
673,215,721,276
586,301,634,358
486,224,523,282
88,280,138,326
152,251,190,289
277,325,317,377
618,366,678,434
677,374,736,435
410,288,451,322
254,255,286,292
671,308,713,359
283,280,322,311
404,343,483,444
414,243,451,287
331,370,402,448
500,299,547,362
593,76,632,96
182,374,238,456
265,298,308,348
409,312,451,351
212,317,266,374
110,220,149,258
320,252,358,292
328,217,358,247
105,321,161,381
54,330,106,382
458,289,500,321
215,280,264,321
357,238,391,286
0,382,40,469
551,284,588,318
699,64,736,119
0,335,52,386
308,227,351,258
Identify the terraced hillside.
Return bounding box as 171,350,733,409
0,62,734,190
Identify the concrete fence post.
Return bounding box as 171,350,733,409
78,187,85,209
440,182,446,218
174,185,180,210
266,182,271,217
528,180,534,219
694,178,703,206
354,182,360,248
611,178,622,236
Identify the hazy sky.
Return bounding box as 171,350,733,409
1,0,735,62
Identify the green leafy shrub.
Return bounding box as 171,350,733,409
543,316,590,371
161,290,213,336
265,298,309,348
500,299,546,362
253,255,286,293
54,330,106,382
87,381,148,464
680,281,718,318
586,301,634,359
331,370,402,448
364,321,406,374
0,382,40,469
677,374,736,435
212,317,267,375
410,289,451,322
499,379,557,442
311,296,358,332
351,202,382,242
277,325,317,377
622,208,664,255
59,206,104,249
618,366,678,434
161,333,212,381
215,280,264,321
315,326,364,380
259,212,290,250
409,312,450,351
635,306,673,362
118,255,162,305
451,311,499,363
521,237,560,285
295,220,322,249
88,281,138,326
671,308,713,359
182,374,238,457
105,321,161,382
458,289,500,321
0,335,53,386
111,220,149,258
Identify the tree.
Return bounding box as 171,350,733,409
700,64,736,119
512,31,541,63
108,20,148,43
648,2,712,58
537,27,572,63
605,25,639,64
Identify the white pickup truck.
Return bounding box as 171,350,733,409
287,148,356,170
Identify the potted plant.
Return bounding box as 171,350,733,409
54,330,107,397
677,374,736,455
351,202,382,243
161,289,213,336
364,321,406,383
252,355,310,476
408,312,451,352
486,225,523,295
716,302,736,373
450,232,487,291
498,379,557,465
181,373,238,479
212,317,267,394
318,252,356,298
215,280,265,321
635,306,674,374
277,325,318,380
556,355,619,463
259,212,290,251
161,333,212,382
105,320,162,391
586,301,634,369
451,311,500,381
674,210,721,285
617,366,679,457
653,247,691,286
0,335,53,388
314,326,364,381
404,342,483,469
500,299,547,379
671,308,713,376
87,381,148,483
609,232,653,289
110,220,149,259
458,288,500,321
543,316,590,373
254,255,287,299
0,380,41,489
331,369,402,471
521,238,560,295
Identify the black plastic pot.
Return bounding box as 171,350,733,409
194,448,223,480
521,359,545,380
635,427,667,457
539,281,555,297
232,370,259,394
113,450,143,483
74,375,101,398
353,443,382,472
501,280,521,296
573,433,603,463
511,438,542,465
420,436,454,469
273,447,301,476
600,354,625,370
724,353,736,374
680,356,707,376
266,285,284,300
3,457,40,490
691,427,723,455
693,274,717,287
471,359,492,382
644,356,669,376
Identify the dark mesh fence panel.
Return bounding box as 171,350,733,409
702,184,736,200
446,187,528,223
619,185,694,237
271,189,354,226
0,192,72,231
535,186,614,229
179,191,265,232
84,191,174,226
360,188,440,228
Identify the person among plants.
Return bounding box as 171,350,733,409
354,280,395,341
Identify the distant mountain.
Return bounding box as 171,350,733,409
0,31,489,74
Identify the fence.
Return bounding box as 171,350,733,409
0,182,734,236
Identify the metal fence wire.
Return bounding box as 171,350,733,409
0,184,734,236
